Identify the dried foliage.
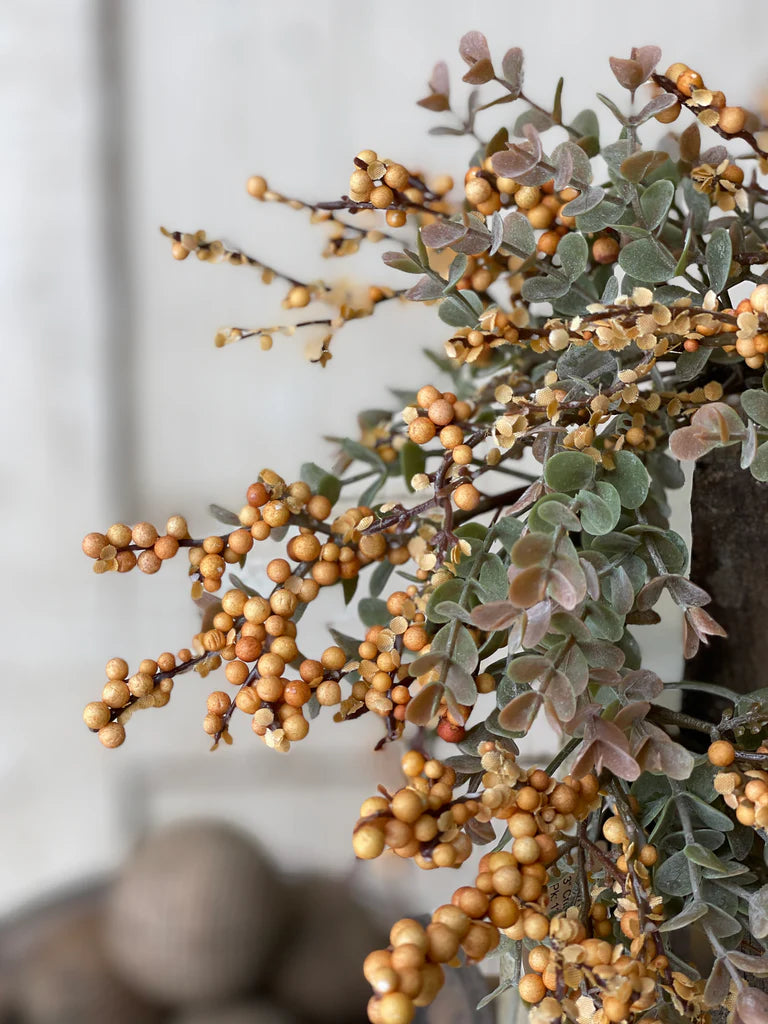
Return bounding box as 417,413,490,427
80,34,768,1024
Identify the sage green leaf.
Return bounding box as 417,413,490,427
577,486,619,535
399,440,426,492
557,232,589,282
659,899,707,931
618,237,676,283
431,622,478,672
433,601,474,624
439,295,479,328
426,579,465,623
527,493,572,533
749,885,768,939
521,274,569,302
358,597,390,627
655,850,695,897
545,450,595,492
640,178,675,231
502,211,536,255
606,450,650,509
576,198,626,233
537,501,582,531
479,553,510,601
742,389,768,428
706,227,733,295
679,792,734,832
208,504,241,526
584,601,624,641
382,250,423,273
684,843,731,873
300,462,342,505
369,558,395,598
492,515,524,552
750,441,768,481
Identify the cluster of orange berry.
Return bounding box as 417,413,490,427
362,745,600,1023
81,515,189,576
402,384,484,509
339,595,432,729
518,912,684,1024
347,151,453,228
710,739,768,830
82,652,195,748
722,284,768,369
656,62,749,135
353,750,474,869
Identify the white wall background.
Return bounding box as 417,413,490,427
3,0,768,918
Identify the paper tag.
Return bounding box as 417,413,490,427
547,870,580,915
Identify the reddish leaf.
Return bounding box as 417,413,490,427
428,60,449,95
405,682,443,725
630,45,661,79
421,220,468,250
459,31,491,65
469,600,519,631
498,691,542,733
509,566,546,608
609,56,646,92
522,601,552,647
462,58,495,85
511,532,551,568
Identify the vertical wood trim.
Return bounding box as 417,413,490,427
94,0,138,514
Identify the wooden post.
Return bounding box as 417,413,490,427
685,448,768,701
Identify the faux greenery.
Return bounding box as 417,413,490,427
81,34,768,1024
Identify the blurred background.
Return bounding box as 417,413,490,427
3,0,768,1018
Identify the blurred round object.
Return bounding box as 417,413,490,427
105,820,284,1005
13,910,164,1023
173,1000,297,1024
271,875,386,1023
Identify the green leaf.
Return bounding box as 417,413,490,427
492,516,524,552
577,484,620,535
557,232,589,282
706,227,733,295
359,474,386,508
400,440,427,492
358,597,390,627
337,439,386,471
659,899,707,931
606,451,650,509
426,579,465,623
502,211,536,256
752,442,768,482
208,503,241,526
675,345,712,383
655,850,694,897
369,558,395,598
749,885,768,939
679,792,734,832
479,554,510,601
433,601,474,624
431,623,478,673
742,389,768,428
545,451,595,493
446,253,468,288
684,843,731,873
438,295,479,328
300,462,341,505
328,628,362,659
382,250,423,273
341,575,359,605
618,237,676,283
521,274,569,302
640,179,675,231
